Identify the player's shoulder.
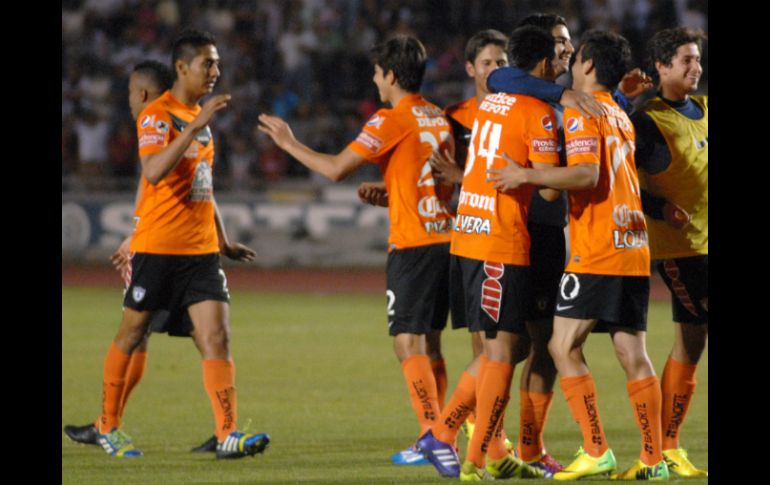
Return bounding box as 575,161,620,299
137,92,171,124
444,97,475,126
362,108,394,131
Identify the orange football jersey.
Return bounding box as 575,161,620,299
450,92,560,265
563,91,650,276
131,90,219,255
348,94,454,250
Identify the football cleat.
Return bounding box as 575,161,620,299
96,427,143,457
390,445,429,465
611,459,669,480
64,423,99,445
663,448,707,477
486,452,546,479
553,447,617,480
529,452,565,477
215,431,270,459
459,460,485,481
415,430,461,477
190,435,218,453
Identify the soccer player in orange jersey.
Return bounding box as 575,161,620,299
64,60,226,454
416,26,561,480
488,30,669,480
67,29,269,460
258,35,454,462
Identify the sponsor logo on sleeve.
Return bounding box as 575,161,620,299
566,117,581,133
366,114,384,129
355,131,384,152
566,136,598,156
155,120,169,133
140,115,154,129
541,115,553,131
532,137,558,153
139,133,166,148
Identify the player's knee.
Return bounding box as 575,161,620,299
547,338,570,363
614,346,652,376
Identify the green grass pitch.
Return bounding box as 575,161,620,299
62,287,707,484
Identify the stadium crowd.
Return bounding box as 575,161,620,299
61,0,706,192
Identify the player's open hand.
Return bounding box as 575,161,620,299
221,242,257,262
663,201,691,229
619,68,654,98
191,94,231,131
111,236,132,281
487,152,527,191
358,181,388,207
560,89,606,118
429,148,463,185
258,114,297,150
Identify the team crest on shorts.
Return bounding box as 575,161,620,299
132,286,146,302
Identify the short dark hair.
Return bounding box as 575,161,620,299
370,35,427,93
507,26,555,72
464,29,508,63
576,29,631,90
517,13,568,31
133,60,174,92
172,28,217,68
646,26,706,74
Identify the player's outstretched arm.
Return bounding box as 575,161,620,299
358,182,389,207
258,113,367,181
142,94,231,184
214,199,256,262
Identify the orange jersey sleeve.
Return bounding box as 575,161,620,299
130,91,219,255
348,95,455,250
563,92,650,276
451,93,559,265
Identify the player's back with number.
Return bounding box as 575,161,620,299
349,95,454,249
451,92,559,264
563,94,648,276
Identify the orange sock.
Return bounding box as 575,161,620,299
487,407,510,460
99,342,131,433
401,355,441,434
433,371,476,443
560,373,608,458
627,376,663,465
660,356,697,450
519,390,554,461
431,358,448,411
118,351,147,418
203,359,237,441
467,360,513,467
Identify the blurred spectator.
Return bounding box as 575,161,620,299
74,107,110,191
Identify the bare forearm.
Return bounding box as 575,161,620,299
213,199,229,248
526,165,598,190
283,140,350,181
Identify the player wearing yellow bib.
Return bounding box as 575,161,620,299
631,26,708,478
